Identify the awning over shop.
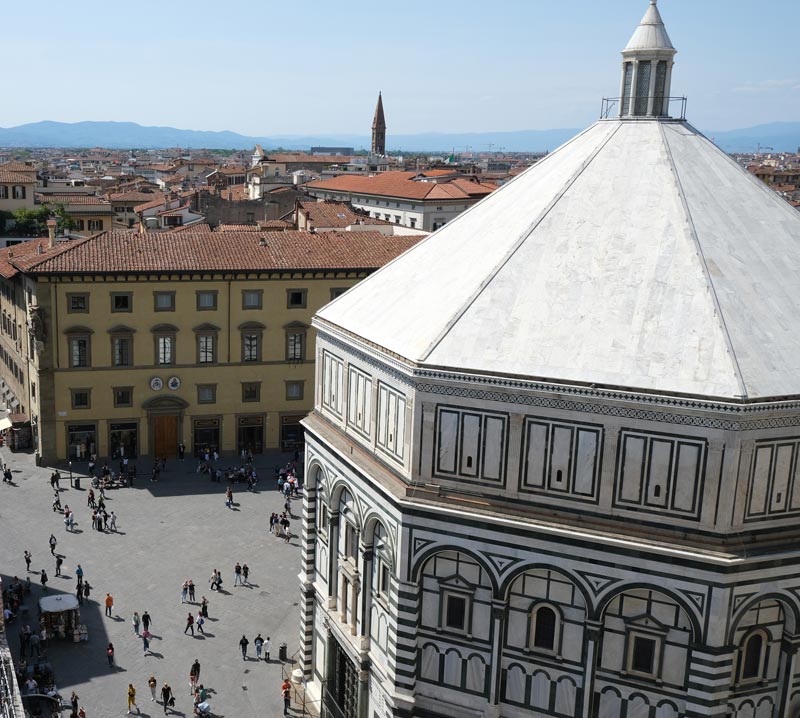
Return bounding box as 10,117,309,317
0,417,12,431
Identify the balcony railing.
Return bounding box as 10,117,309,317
600,96,687,121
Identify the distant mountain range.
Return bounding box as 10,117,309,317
0,119,798,154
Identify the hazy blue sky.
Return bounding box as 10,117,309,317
4,0,798,135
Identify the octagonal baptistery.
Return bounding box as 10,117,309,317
297,4,800,718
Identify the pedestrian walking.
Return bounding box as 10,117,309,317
239,634,249,660
49,534,57,555
83,581,92,600
242,563,250,585
282,678,292,716
55,556,63,577
142,611,151,631
106,642,115,666
75,564,84,582
148,675,157,702
181,581,188,603
200,596,209,618
70,691,79,717
78,708,86,718
105,593,113,617
179,443,185,461
188,580,196,603
142,628,152,654
132,612,140,635
24,550,31,572
209,569,218,591
264,636,271,661
225,486,233,508
127,683,138,714
234,562,242,586
76,583,84,605
184,613,194,635
110,511,117,532
195,611,205,634
40,569,48,592
254,633,264,660
161,683,174,715
189,660,200,695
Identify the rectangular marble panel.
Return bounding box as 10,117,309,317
574,429,598,496
437,410,459,474
646,439,672,508
749,445,772,516
524,422,548,488
483,416,505,481
771,444,793,513
620,436,646,504
549,426,573,492
673,443,700,513
460,413,481,477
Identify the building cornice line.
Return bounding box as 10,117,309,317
315,322,800,425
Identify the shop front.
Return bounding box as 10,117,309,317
193,417,220,457
280,413,307,452
66,423,97,460
237,415,265,454
109,421,138,459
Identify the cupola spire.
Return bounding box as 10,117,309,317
618,0,677,118
371,92,387,156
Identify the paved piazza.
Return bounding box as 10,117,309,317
1,447,305,718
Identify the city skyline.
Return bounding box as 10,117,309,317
3,0,799,136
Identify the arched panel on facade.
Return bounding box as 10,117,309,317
503,567,587,663
597,686,622,718
417,549,497,645
500,564,593,613
627,693,650,718
412,545,500,594
330,482,363,528
306,461,328,496
503,663,527,704
443,647,463,687
655,700,680,718
420,643,440,682
730,598,788,689
755,697,774,718
597,588,694,691
465,653,486,693
554,676,577,716
529,670,551,710
362,513,396,569
728,592,799,642
595,583,701,640
734,699,755,718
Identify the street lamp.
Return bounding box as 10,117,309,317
69,460,73,488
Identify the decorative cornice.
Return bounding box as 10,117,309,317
315,324,800,430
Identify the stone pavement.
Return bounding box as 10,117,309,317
0,448,309,718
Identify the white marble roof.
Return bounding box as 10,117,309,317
317,119,800,401
624,0,674,52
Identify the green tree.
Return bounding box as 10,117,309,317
9,203,75,236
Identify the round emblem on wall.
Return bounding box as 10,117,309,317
150,376,164,391
167,376,181,391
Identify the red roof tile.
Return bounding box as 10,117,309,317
16,229,422,275
307,172,496,201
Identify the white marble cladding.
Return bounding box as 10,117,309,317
300,426,800,718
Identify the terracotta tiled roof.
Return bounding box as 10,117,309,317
107,191,164,203
37,194,110,206
218,184,249,201
215,224,261,232
307,172,496,201
0,239,50,279
297,201,391,228
134,198,168,213
0,170,36,184
17,229,421,275
0,162,37,174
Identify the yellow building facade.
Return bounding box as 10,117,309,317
5,227,419,462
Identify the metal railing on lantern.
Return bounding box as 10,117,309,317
600,96,687,120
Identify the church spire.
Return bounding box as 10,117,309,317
371,92,386,156
618,0,677,118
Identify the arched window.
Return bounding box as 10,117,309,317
530,604,559,652
739,631,767,683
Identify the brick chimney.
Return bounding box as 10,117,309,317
46,219,57,248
